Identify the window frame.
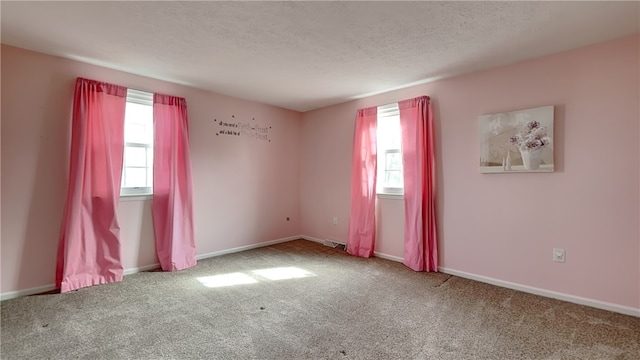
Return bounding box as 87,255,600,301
376,102,404,196
121,89,154,197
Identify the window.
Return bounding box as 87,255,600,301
376,103,403,195
121,89,154,196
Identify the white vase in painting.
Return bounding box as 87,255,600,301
520,148,543,170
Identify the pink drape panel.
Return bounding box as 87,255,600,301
56,78,127,292
152,94,196,271
347,107,377,258
399,96,438,271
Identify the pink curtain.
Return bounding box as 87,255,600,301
347,107,377,258
398,96,438,271
56,78,127,292
152,94,196,271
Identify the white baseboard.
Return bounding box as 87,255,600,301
299,236,638,317
123,263,160,275
374,252,404,263
0,264,163,301
300,235,325,244
0,284,58,301
1,235,302,301
439,267,640,318
4,236,637,318
196,235,302,260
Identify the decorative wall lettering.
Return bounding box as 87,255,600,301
214,115,272,142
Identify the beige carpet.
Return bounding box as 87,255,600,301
1,239,639,359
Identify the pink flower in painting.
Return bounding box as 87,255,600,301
509,121,550,151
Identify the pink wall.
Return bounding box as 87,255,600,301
1,45,302,294
375,198,405,260
2,35,638,311
300,34,640,310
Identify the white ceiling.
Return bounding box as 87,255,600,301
2,1,638,112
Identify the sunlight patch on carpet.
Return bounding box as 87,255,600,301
251,267,316,281
196,273,259,288
196,267,316,288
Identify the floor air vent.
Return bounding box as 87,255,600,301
323,238,346,251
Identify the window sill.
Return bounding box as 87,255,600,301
119,194,152,202
377,193,404,200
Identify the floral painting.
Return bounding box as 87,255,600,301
479,105,554,173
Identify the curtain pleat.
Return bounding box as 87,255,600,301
398,96,438,272
152,94,196,271
346,107,378,258
56,77,127,292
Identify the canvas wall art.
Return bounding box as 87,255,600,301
479,105,554,173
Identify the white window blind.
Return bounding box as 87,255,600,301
126,89,154,106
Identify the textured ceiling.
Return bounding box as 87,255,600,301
1,1,638,112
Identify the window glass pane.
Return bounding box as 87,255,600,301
125,146,147,167
125,123,147,144
386,151,402,171
378,117,401,148
377,118,392,149
385,170,403,188
124,102,153,144
388,116,402,149
124,167,147,188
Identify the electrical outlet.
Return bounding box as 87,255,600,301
332,216,338,225
553,248,566,263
